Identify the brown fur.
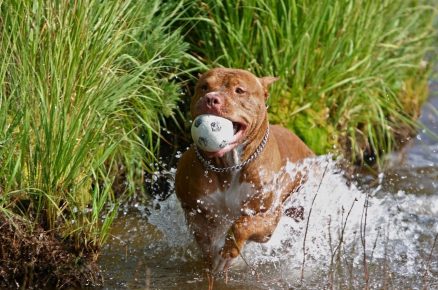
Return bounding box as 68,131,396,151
175,68,314,274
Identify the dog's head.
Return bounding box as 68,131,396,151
191,68,278,157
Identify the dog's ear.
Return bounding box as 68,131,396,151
259,76,279,88
259,76,279,99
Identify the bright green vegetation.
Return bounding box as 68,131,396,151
183,0,436,163
0,0,436,286
0,0,189,252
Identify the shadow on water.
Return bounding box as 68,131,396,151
99,80,438,289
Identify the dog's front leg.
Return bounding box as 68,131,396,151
218,206,282,269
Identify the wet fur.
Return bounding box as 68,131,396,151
175,68,314,274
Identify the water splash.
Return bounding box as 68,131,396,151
147,193,193,248
144,155,438,288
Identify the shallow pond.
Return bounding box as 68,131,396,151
99,81,438,289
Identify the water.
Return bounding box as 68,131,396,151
99,82,438,289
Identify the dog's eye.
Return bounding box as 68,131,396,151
235,87,245,94
200,84,208,92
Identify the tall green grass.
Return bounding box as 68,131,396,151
0,0,189,251
184,0,436,164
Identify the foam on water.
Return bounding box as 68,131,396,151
145,155,438,288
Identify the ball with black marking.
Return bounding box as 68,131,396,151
191,114,234,152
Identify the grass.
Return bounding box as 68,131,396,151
0,0,436,287
0,0,190,283
182,0,436,165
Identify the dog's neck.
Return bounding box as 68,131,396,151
241,116,269,161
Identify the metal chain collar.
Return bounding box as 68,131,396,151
194,125,270,173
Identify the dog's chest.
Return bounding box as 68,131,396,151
199,173,255,220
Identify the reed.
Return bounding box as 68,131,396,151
0,0,189,253
183,0,436,164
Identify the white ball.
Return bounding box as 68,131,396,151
191,114,234,152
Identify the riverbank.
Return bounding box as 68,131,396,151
0,0,436,288
0,0,190,287
0,212,101,288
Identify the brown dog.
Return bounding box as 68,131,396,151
175,68,313,275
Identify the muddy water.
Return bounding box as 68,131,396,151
99,82,438,289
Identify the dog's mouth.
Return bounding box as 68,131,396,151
232,121,245,136
205,120,247,158
230,121,247,144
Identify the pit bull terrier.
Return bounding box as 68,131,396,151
175,68,314,276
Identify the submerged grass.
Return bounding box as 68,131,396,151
0,0,190,285
183,0,436,165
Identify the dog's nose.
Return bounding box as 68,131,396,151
205,92,223,110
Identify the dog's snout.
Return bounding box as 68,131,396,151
206,93,222,107
199,92,224,113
